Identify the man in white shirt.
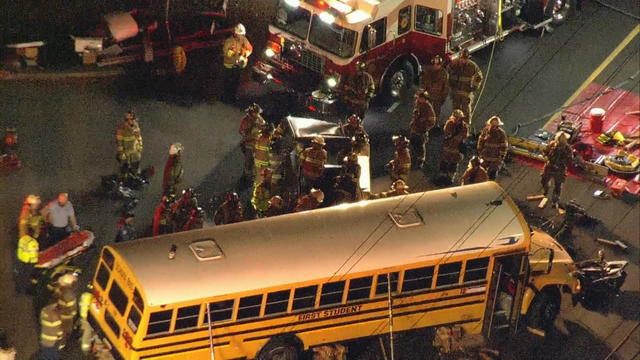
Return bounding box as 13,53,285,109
42,193,79,246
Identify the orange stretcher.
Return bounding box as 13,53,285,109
37,230,95,269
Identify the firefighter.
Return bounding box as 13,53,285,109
477,116,508,180
461,156,489,185
541,131,573,205
55,273,78,342
214,192,244,225
162,143,184,195
252,168,272,217
239,103,266,178
265,196,285,217
341,114,370,156
341,61,375,120
18,194,44,240
439,110,469,184
334,153,362,203
254,123,274,179
115,111,143,181
421,55,449,122
409,89,437,169
268,135,288,196
152,195,175,236
15,226,38,294
221,23,253,104
78,290,94,355
39,300,63,360
448,49,483,124
294,188,324,212
368,179,410,200
386,135,411,182
299,136,328,193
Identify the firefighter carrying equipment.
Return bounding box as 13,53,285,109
223,26,253,69
17,233,39,263
300,138,328,180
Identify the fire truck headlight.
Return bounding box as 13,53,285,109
326,76,338,88
319,12,336,25
266,73,274,80
284,0,300,7
264,48,276,58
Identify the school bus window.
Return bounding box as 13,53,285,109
108,280,129,316
347,276,372,302
127,305,141,333
464,257,490,283
102,247,115,269
147,309,172,335
265,290,291,315
415,5,443,36
104,309,121,337
133,288,144,313
292,285,318,311
376,272,399,295
237,295,263,320
175,305,200,330
402,266,434,292
204,299,235,323
95,262,110,290
436,262,462,287
320,280,346,306
398,6,411,35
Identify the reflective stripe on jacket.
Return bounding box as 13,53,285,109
40,304,63,347
17,234,39,263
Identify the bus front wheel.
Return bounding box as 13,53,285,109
257,337,300,360
527,287,560,331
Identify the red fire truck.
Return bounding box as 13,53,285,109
253,0,569,103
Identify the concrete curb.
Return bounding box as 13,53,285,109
0,67,125,81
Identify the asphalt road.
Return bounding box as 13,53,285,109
0,0,638,358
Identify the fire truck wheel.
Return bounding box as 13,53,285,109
383,60,415,102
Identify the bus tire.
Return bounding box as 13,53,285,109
257,337,301,360
526,287,560,331
382,60,415,103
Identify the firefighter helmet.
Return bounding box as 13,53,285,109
234,23,246,35
245,103,263,114
344,152,358,163
431,55,444,65
226,192,239,203
356,61,367,71
310,188,325,203
26,194,41,206
312,135,326,146
58,273,78,287
555,131,569,143
392,179,408,191
269,195,283,208
392,135,409,147
169,143,184,155
416,88,429,99
452,109,465,119
347,114,362,125
487,116,504,127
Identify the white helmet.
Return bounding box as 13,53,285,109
169,143,184,155
234,23,246,35
26,194,41,206
58,273,78,287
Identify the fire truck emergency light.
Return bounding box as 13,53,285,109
319,11,336,24
326,77,338,88
285,0,301,7
265,48,276,58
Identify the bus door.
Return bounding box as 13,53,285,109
482,255,528,340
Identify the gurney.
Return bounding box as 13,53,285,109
37,230,95,269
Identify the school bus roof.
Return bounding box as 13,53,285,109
110,182,530,306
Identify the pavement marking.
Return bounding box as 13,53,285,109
387,101,400,113
544,24,640,128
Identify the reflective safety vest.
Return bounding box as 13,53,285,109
40,303,63,347
17,234,38,263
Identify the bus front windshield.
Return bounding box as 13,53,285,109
274,0,312,39
309,15,357,58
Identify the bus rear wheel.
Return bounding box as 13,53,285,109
257,338,300,360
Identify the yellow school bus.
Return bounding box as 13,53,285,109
88,182,579,359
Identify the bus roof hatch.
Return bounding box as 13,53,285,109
189,239,224,261
388,207,423,228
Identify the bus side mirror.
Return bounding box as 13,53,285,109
545,248,554,274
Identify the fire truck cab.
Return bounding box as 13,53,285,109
253,0,568,103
